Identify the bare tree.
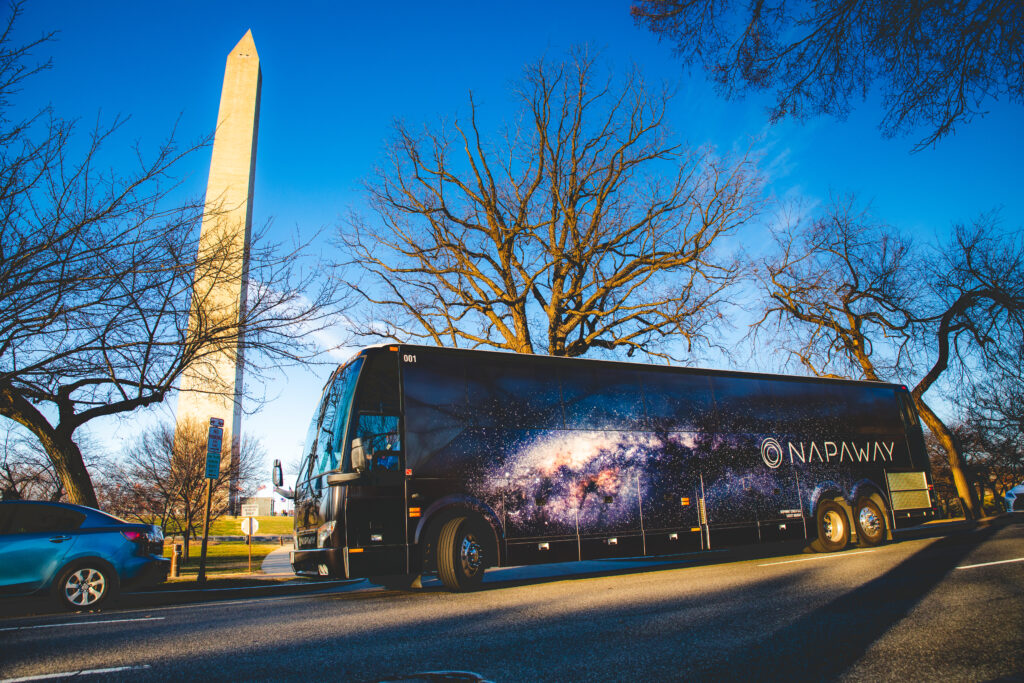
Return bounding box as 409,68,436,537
1,419,109,502
0,7,342,507
632,0,1024,150
340,49,762,361
1,420,63,501
956,343,1024,506
105,419,262,558
753,198,1024,519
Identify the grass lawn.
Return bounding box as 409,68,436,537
206,515,294,536
165,515,294,537
164,540,282,575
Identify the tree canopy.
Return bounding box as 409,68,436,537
340,49,763,361
632,0,1024,149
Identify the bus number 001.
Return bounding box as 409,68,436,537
403,354,417,363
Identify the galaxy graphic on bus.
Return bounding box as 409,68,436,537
472,430,702,529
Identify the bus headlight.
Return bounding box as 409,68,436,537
317,521,336,548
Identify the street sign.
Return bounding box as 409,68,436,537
204,452,221,479
241,517,259,536
240,503,260,518
205,418,224,479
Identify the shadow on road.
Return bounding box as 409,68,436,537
741,519,1007,680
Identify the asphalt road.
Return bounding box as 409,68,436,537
1,517,1022,682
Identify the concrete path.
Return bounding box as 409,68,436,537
260,544,295,576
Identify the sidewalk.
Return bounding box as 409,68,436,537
260,543,295,577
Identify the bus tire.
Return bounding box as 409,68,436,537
854,497,887,547
436,516,487,592
815,500,850,552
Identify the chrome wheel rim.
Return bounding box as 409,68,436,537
64,568,106,607
822,510,845,543
460,534,483,576
859,506,881,538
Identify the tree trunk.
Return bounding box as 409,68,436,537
47,436,98,508
0,383,98,507
913,398,980,520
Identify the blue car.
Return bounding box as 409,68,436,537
0,500,169,610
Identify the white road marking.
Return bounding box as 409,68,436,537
0,616,164,633
1,665,151,682
758,550,877,566
956,557,1024,570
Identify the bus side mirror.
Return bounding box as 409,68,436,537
351,438,368,473
272,459,295,499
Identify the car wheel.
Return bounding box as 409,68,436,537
436,516,487,592
815,501,850,553
55,561,119,610
854,497,887,547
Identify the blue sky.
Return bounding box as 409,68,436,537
11,1,1024,472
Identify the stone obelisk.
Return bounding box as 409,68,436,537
176,30,261,512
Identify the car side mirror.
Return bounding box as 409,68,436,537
351,438,367,473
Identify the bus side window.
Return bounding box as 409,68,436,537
561,365,645,431
403,350,470,466
356,414,401,471
710,376,780,434
640,371,715,432
466,356,563,429
848,385,903,436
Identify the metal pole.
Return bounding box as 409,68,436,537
637,472,647,556
197,478,214,584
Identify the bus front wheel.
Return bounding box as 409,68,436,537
815,501,850,552
854,497,887,547
437,516,487,591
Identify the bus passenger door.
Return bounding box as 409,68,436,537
344,414,408,576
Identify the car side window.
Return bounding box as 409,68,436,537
0,505,86,534
31,507,86,533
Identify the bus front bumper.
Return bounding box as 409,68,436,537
291,545,406,579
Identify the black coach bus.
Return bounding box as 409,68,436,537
272,344,934,591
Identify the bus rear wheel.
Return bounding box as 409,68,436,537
854,497,887,547
815,501,850,552
436,516,487,592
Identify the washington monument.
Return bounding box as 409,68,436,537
176,30,261,504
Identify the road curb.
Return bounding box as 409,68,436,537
125,577,364,607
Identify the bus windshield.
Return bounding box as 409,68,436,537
312,357,364,477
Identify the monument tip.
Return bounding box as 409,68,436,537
230,29,258,60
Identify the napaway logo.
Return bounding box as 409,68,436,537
760,437,894,468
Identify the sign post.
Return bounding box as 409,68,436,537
197,417,225,584
241,515,259,572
